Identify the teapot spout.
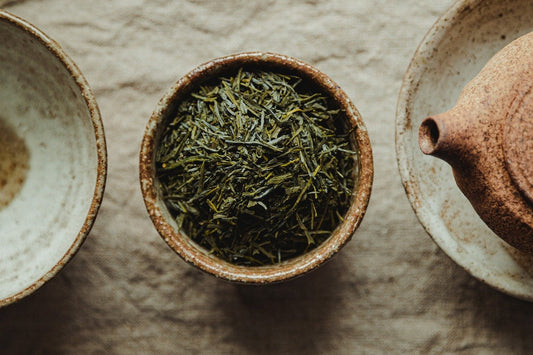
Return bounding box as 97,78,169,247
419,116,442,155
419,109,469,166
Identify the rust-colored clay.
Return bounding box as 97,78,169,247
419,31,533,252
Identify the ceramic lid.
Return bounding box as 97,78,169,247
504,84,533,204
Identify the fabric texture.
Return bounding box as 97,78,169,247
1,0,533,353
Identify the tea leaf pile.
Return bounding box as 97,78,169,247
156,69,359,266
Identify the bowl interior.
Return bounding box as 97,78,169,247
0,14,103,303
396,0,533,299
141,53,373,283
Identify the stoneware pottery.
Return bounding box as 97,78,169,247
140,52,373,284
396,0,533,300
0,11,107,307
419,31,533,253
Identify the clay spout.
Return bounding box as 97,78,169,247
418,109,470,166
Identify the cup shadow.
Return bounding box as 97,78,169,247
216,255,352,354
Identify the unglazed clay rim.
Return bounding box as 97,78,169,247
140,52,373,284
396,0,533,301
0,11,107,308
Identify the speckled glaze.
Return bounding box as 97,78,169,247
0,11,107,307
419,31,533,253
396,0,533,300
140,52,373,284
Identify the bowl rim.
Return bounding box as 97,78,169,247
0,10,107,307
395,0,533,301
140,51,373,284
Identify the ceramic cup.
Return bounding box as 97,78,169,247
0,11,107,307
140,52,373,284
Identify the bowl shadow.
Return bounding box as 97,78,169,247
421,255,533,351
461,278,533,350
0,269,77,354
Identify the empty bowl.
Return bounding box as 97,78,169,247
140,52,373,284
0,11,106,307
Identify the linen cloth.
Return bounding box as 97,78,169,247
1,1,532,353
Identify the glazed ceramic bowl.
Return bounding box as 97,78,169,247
0,11,106,307
396,0,533,300
140,52,373,284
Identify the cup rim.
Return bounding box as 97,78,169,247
139,52,373,284
0,10,107,307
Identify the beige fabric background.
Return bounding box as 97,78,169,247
1,0,533,353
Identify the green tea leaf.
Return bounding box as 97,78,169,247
155,69,359,266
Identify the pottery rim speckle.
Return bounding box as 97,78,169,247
0,10,107,308
139,52,373,284
396,0,533,300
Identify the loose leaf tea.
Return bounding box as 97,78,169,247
156,68,359,266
